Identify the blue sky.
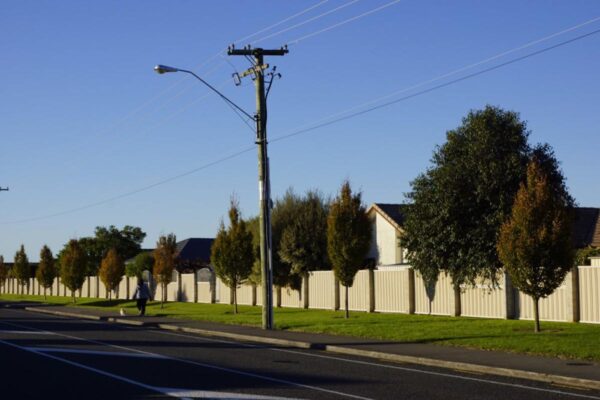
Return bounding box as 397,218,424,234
1,0,599,261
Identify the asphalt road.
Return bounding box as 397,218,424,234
1,308,599,400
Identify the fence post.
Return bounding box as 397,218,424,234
368,269,375,313
333,276,340,311
193,271,198,303
251,284,257,306
569,267,580,323
408,268,416,314
504,272,516,319
302,274,309,309
453,284,461,317
209,273,216,303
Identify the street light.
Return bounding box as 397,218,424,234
154,63,276,329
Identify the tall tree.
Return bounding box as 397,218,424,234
78,237,104,277
0,256,7,293
126,252,154,279
497,158,574,332
13,245,30,294
59,240,88,303
279,190,329,306
94,225,146,261
99,248,125,300
327,181,371,318
271,190,303,291
211,199,254,314
36,245,56,299
153,234,177,308
403,106,532,293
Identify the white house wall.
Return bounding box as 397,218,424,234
369,212,401,266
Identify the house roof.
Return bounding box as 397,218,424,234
573,208,600,248
175,238,214,263
367,203,408,232
369,203,600,249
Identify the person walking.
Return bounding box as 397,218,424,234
132,278,151,316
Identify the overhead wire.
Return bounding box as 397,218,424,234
3,22,599,225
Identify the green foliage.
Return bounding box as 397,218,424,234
13,244,30,287
497,159,574,332
59,240,88,302
94,225,146,260
0,256,7,286
99,248,125,299
211,199,254,313
403,105,535,286
327,181,371,318
153,233,177,307
77,237,104,276
279,190,330,278
36,245,56,292
126,251,153,278
575,247,600,266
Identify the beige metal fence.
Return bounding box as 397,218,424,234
415,271,455,316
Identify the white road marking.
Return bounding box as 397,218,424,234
25,346,166,358
0,317,371,400
158,387,302,399
0,329,55,335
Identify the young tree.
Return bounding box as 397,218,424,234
126,252,154,279
279,190,329,306
153,234,177,308
36,245,56,299
211,199,254,314
497,159,574,332
14,245,30,294
59,240,88,303
327,181,371,318
0,256,7,293
99,248,125,301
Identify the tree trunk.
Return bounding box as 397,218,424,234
72,290,76,304
533,297,541,333
233,285,238,315
345,285,349,319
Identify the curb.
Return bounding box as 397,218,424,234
22,306,600,391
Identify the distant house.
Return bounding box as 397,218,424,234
367,203,600,268
366,203,408,267
174,238,214,272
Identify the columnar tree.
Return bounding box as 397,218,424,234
14,245,30,294
327,181,371,318
0,256,7,293
127,252,154,279
36,245,56,299
153,234,177,308
279,190,329,306
271,190,303,292
99,248,125,300
59,240,88,303
211,199,254,314
497,158,574,332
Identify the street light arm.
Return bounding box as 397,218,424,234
177,69,255,121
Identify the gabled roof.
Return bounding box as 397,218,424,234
573,208,600,248
367,203,408,232
175,238,214,263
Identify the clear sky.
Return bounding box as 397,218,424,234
1,0,599,261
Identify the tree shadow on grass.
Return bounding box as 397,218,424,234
81,299,134,307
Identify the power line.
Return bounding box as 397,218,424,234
287,0,405,46
3,24,599,225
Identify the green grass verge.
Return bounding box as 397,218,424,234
2,293,599,361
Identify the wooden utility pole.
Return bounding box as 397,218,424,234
228,45,288,330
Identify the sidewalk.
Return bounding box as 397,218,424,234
5,301,600,391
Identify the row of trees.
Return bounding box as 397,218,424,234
211,181,371,318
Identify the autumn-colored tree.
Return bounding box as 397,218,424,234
0,256,7,293
36,245,56,299
327,181,371,318
497,159,574,332
59,240,88,303
14,245,30,294
153,234,177,308
211,199,254,314
99,248,125,301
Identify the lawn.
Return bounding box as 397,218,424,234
2,293,599,361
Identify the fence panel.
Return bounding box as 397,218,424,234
280,286,302,308
374,268,410,313
517,272,571,322
415,271,454,316
309,271,336,309
197,282,212,303
579,266,600,324
339,270,369,312
180,273,196,302
460,275,507,319
216,278,231,304
236,283,255,305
